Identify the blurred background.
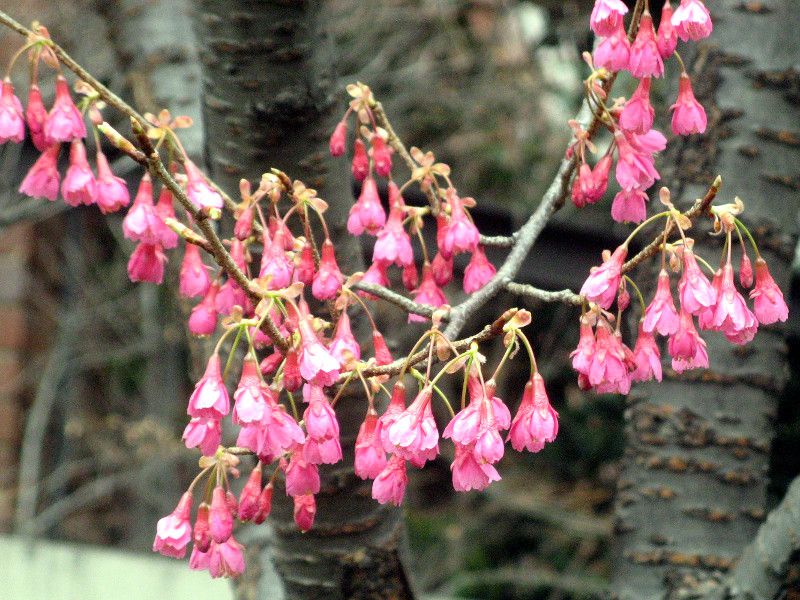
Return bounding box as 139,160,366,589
0,1,798,599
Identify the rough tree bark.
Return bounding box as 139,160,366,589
611,2,800,598
192,2,415,599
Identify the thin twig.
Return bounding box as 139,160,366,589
351,281,438,319
506,282,584,306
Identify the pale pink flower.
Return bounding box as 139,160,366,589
329,120,347,156
182,417,221,456
25,84,49,151
348,177,386,235
209,485,233,543
187,354,230,419
388,387,439,466
671,73,707,135
669,310,708,372
628,11,664,78
312,239,343,300
0,79,24,143
44,75,86,142
441,189,479,257
293,494,316,532
594,22,631,72
189,546,211,572
61,140,96,206
285,447,321,497
19,144,60,201
351,138,369,181
373,205,414,266
208,536,245,579
355,410,387,480
329,310,361,366
508,373,559,452
632,324,662,382
298,317,341,386
410,265,448,323
232,357,267,425
302,384,342,465
127,242,167,284
611,188,648,223
372,455,408,505
359,261,390,297
185,159,222,210
371,134,393,177
580,245,627,309
678,249,717,315
643,270,680,335
189,283,219,336
179,243,211,298
657,1,679,58
620,78,655,134
590,0,629,36
451,442,501,492
750,257,788,324
464,245,496,293
94,150,130,213
671,0,713,41
153,492,193,558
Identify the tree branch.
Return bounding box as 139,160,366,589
351,281,438,319
506,282,584,306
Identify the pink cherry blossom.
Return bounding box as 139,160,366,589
61,139,96,206
329,120,347,156
657,1,679,58
232,357,268,425
431,252,454,287
464,245,496,293
127,242,167,284
611,188,648,223
0,78,25,143
669,310,709,372
632,324,662,382
572,156,612,206
253,482,273,525
620,78,655,134
671,0,713,41
373,204,414,266
185,159,223,210
750,257,788,324
189,283,219,336
594,22,631,72
355,410,387,480
285,447,321,497
628,11,664,78
372,454,408,506
410,265,448,323
614,129,661,191
259,230,293,290
207,536,245,578
570,317,596,377
590,0,629,36
302,384,342,465
153,492,193,558
298,317,341,386
187,354,230,419
444,375,507,464
182,417,222,456
441,189,479,256
179,243,211,298
94,150,130,213
44,75,86,142
329,310,361,366
379,382,407,452
580,245,627,309
295,243,315,286
508,373,559,452
25,84,49,151
234,205,254,240
359,261,390,296
351,138,369,181
371,134,393,177
19,144,60,201
348,177,386,235
388,387,439,466
588,321,631,392
123,174,161,242
238,464,263,522
643,270,680,335
372,330,394,365
312,239,344,300
193,503,211,553
712,263,758,344
451,442,501,492
671,73,707,135
293,494,316,532
678,249,717,315
236,401,304,463
209,485,233,543
740,253,754,288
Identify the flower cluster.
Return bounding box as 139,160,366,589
571,0,712,222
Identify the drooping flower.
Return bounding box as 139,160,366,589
179,243,211,298
189,283,219,336
285,447,321,497
431,252,454,287
440,189,479,257
620,78,655,134
236,398,305,463
451,442,501,492
19,144,60,201
628,11,664,78
611,188,648,223
671,73,707,135
678,248,717,315
122,174,161,242
671,0,713,42
570,317,596,377
184,159,223,210
252,482,273,525
209,485,233,543
232,357,268,425
712,263,758,344
508,373,559,453
463,245,496,293
329,310,361,366
643,270,680,335
594,22,631,72
207,536,245,579
360,261,390,295
238,464,263,522
234,205,254,241
373,204,413,267
61,139,96,206
588,321,631,392
444,374,507,465
388,387,439,467
632,324,662,382
668,310,708,372
182,416,222,456
371,134,393,178
410,265,448,323
572,156,612,206
193,503,212,553
44,75,86,142
302,384,342,465
187,354,230,419
614,129,661,191
355,409,387,480
580,245,627,309
351,138,369,181
657,1,679,59
94,149,130,213
25,84,49,151
312,239,344,300
329,120,347,156
0,78,25,143
295,243,315,286
297,316,341,387
127,242,167,284
259,229,293,291
153,492,193,558
379,382,407,452
372,454,408,506
740,253,754,288
293,494,316,532
372,330,394,365
348,177,386,235
590,0,629,36
750,257,789,324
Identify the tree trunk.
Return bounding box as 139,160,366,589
192,2,415,598
611,2,800,598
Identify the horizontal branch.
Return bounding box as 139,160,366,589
480,233,517,248
506,282,584,306
350,281,438,318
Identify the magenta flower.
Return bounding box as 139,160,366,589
153,492,193,559
123,174,161,242
298,317,341,386
185,159,222,210
441,190,479,257
594,22,631,72
61,140,96,206
0,78,25,143
372,454,408,506
464,245,496,293
379,383,407,452
25,84,49,151
712,263,758,344
209,485,233,543
373,204,414,266
444,375,507,464
750,257,789,324
329,120,347,156
370,134,393,177
628,11,664,78
19,144,60,201
295,243,315,286
302,384,342,465
657,1,679,58
127,242,167,284
236,401,305,463
355,410,387,480
44,75,86,142
580,245,627,309
237,464,263,522
431,252,454,287
329,310,361,366
187,354,230,419
611,188,648,224
588,322,631,392
570,317,596,377
671,0,713,41
351,138,369,181
614,130,660,191
348,177,386,235
373,329,394,365
590,0,628,36
207,536,245,579
94,149,130,213
179,243,211,298
508,373,559,453
671,74,707,135
293,494,317,532
632,324,662,382
678,249,717,315
451,442,501,492
193,503,212,553
620,78,655,134
740,253,754,288
669,310,708,372
387,387,439,467
234,204,254,241
253,482,273,525
573,156,612,206
410,265,448,323
232,357,267,425
312,239,344,300
189,283,219,336
285,447,321,497
258,232,293,291
359,261,390,297
182,416,222,456
643,270,680,335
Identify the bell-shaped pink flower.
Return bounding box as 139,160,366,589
348,177,386,235
269,216,295,251
153,492,193,558
259,229,293,291
371,134,393,178
669,310,708,372
611,188,648,223
580,245,627,309
25,84,49,151
750,257,788,324
295,243,315,286
253,482,273,525
153,189,180,249
182,416,222,456
620,78,655,134
628,11,664,78
351,138,369,181
740,253,754,288
401,262,418,291
570,317,596,376
713,263,758,344
236,399,305,463
387,387,439,466
44,75,86,142
590,0,629,36
614,130,660,191
373,205,414,266
464,245,496,293
359,261,390,298
410,265,448,323
594,22,631,72
179,243,211,298
312,239,343,300
671,73,707,135
355,410,387,480
184,159,222,210
285,447,321,496
643,270,680,335
94,149,130,213
329,310,361,366
678,249,717,315
123,174,161,242
451,442,501,492
127,242,167,284
329,120,347,157
238,464,263,522
189,283,219,336
232,357,268,425
234,204,254,240
19,144,60,201
373,330,393,366
209,485,233,543
444,376,506,461
61,139,96,206
632,324,662,382
193,503,212,553
372,454,408,506
441,189,480,257
298,316,341,386
657,1,679,59
671,0,713,41
188,354,230,418
431,252,454,287
207,536,245,578
379,382,407,452
302,384,342,465
588,321,631,392
573,156,612,207
508,373,559,452
293,494,316,532
0,79,25,143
